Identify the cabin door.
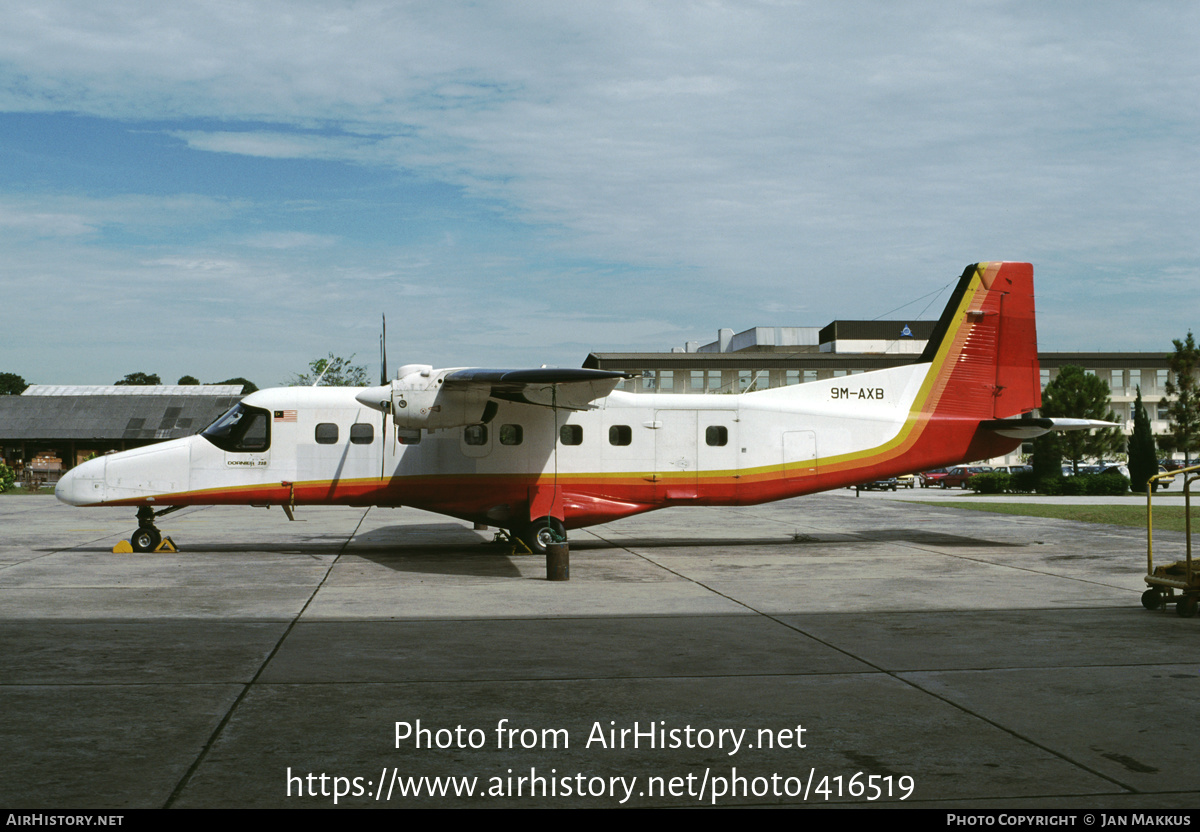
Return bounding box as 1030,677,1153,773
654,410,697,500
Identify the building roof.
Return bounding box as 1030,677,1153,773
585,352,920,371
22,384,244,397
0,393,240,441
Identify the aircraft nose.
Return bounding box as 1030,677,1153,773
55,456,106,506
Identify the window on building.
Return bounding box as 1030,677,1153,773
1111,370,1123,393
804,369,818,383
1129,369,1141,393
1157,402,1170,421
659,372,674,391
738,370,752,392
1040,369,1050,389
707,370,722,391
833,369,847,378
642,370,656,391
464,425,488,446
349,424,374,444
560,424,583,445
786,370,800,386
691,371,704,391
1157,369,1169,391
315,423,338,444
706,425,728,446
609,425,632,446
499,424,523,445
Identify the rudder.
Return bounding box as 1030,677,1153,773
918,262,1041,421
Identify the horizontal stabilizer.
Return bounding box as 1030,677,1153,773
979,417,1118,440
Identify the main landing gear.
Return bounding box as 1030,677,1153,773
515,516,566,555
131,505,184,552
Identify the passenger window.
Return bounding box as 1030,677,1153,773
609,425,632,446
560,424,583,445
315,423,339,444
350,424,374,444
464,425,488,446
705,426,728,447
500,424,523,445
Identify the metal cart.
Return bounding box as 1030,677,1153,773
1141,463,1200,617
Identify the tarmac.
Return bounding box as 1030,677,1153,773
1,490,1197,809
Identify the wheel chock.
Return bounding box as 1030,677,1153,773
112,540,134,554
154,537,178,553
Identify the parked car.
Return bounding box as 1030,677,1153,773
895,473,917,488
920,468,950,488
941,466,994,488
852,477,899,491
993,465,1032,475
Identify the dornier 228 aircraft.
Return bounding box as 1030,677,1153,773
57,262,1111,553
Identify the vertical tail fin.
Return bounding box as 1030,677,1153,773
918,262,1041,420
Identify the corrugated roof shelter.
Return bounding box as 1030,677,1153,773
1,386,243,478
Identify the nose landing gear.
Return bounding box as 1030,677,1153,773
130,505,183,552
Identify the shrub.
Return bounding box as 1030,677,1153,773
0,462,14,493
1058,477,1085,496
1089,472,1131,496
1011,469,1039,493
968,473,1011,494
1036,476,1063,495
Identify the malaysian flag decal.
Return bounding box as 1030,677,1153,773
274,410,297,422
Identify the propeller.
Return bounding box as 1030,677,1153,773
379,314,389,479
380,314,387,385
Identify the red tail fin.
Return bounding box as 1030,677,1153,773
919,262,1041,420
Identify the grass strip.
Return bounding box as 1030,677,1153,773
922,502,1193,534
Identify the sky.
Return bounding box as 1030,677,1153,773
1,1,1197,388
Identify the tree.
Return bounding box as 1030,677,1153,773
1128,386,1158,492
0,372,28,395
1030,432,1062,481
212,377,259,394
114,372,161,385
1040,365,1123,474
1165,331,1200,466
177,375,200,385
288,354,368,387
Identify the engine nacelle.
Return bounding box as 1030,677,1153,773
355,367,492,430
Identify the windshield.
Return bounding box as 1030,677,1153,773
201,403,271,453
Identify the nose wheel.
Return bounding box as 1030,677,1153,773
131,525,162,552
130,505,182,552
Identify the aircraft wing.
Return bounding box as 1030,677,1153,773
443,367,636,410
979,417,1119,440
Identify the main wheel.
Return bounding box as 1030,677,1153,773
1141,588,1164,610
1176,595,1198,618
521,517,566,554
130,526,161,553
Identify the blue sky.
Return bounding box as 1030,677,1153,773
2,1,1197,388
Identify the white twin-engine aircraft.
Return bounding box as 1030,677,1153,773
57,262,1106,553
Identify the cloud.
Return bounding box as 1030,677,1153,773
1,2,1197,383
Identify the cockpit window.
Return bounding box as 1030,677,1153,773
201,403,271,453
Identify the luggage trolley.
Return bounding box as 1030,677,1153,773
1141,463,1200,617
